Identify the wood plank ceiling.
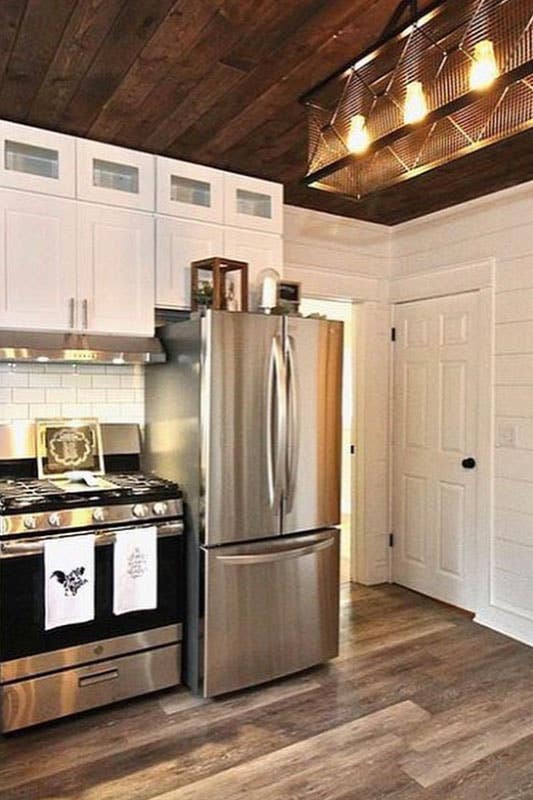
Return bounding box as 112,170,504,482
0,0,531,225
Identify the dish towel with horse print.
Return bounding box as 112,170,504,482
113,526,157,615
44,534,95,630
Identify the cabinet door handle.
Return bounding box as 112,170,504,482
69,297,75,329
82,298,88,329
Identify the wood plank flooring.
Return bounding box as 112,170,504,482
3,583,533,799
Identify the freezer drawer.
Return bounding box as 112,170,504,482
203,529,339,697
2,644,180,732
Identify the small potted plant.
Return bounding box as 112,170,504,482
194,280,213,308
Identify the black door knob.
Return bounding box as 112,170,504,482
462,457,476,469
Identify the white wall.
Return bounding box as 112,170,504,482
284,205,392,584
391,178,533,646
284,205,390,303
0,363,144,425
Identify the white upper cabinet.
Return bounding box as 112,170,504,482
156,217,224,309
224,173,283,234
156,157,224,223
76,139,155,211
0,189,77,331
0,121,75,197
224,228,283,307
77,204,155,336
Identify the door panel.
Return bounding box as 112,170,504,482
393,293,478,610
283,317,343,534
77,204,154,336
204,311,283,545
203,529,339,696
0,190,76,331
155,217,224,309
223,228,283,310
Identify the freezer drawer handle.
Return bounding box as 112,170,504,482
216,537,335,565
79,668,119,687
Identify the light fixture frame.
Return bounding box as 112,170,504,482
301,0,533,199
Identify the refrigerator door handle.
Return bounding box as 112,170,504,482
266,335,287,509
285,334,299,512
214,537,335,565
266,339,276,507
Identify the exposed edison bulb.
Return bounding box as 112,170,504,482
470,39,499,91
347,114,370,154
404,81,428,124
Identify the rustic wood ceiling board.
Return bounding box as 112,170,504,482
58,0,177,135
87,0,226,142
0,0,78,121
168,0,407,162
142,0,329,152
144,61,249,152
28,0,138,130
0,0,529,223
0,1,28,88
211,109,307,180
105,0,265,149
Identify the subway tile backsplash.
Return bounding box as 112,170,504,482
0,363,144,425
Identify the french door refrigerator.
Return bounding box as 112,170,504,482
145,310,343,696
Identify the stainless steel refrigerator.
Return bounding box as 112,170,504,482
145,310,343,696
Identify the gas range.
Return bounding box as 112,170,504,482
0,473,183,536
0,422,184,732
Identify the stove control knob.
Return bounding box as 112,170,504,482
153,502,168,516
132,503,148,518
92,507,106,523
48,512,61,528
23,515,36,530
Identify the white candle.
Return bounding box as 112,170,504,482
261,274,277,310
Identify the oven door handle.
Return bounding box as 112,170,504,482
0,520,184,558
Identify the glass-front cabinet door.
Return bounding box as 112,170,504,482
224,173,283,234
156,157,224,223
0,121,75,197
77,139,155,211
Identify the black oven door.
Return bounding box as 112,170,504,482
0,521,184,662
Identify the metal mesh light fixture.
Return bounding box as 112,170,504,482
301,0,533,201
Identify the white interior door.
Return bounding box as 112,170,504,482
392,292,479,610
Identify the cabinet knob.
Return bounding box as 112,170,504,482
461,457,476,469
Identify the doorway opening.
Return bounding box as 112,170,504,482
300,297,355,585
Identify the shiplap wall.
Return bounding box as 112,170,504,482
392,179,533,644
284,205,390,303
284,205,392,584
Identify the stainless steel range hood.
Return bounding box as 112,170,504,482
0,331,166,365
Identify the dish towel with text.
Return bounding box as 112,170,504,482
113,526,157,615
44,534,95,630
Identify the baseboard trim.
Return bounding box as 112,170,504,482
475,605,533,648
